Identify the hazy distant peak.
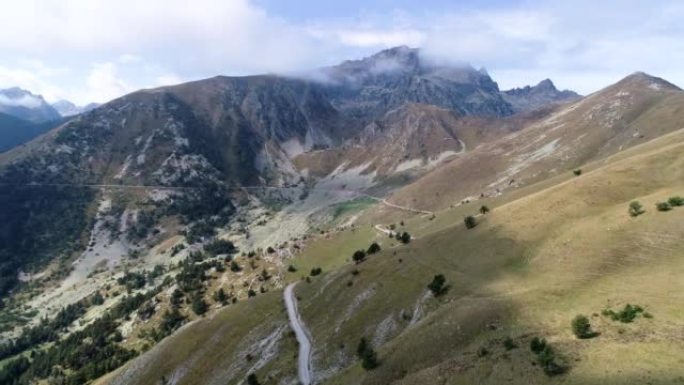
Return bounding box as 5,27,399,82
51,99,100,117
0,87,60,122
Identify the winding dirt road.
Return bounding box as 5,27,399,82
284,283,313,385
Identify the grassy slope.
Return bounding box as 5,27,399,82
296,129,684,384
389,76,684,212
100,129,684,384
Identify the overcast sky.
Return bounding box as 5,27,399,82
0,0,682,104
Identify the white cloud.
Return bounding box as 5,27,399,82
0,0,683,103
0,94,44,108
82,62,132,103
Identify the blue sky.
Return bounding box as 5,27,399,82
0,0,682,104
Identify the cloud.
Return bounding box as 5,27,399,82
0,93,44,108
0,0,683,103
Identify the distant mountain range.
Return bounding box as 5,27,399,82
51,100,100,117
0,88,98,152
0,87,60,123
3,46,684,385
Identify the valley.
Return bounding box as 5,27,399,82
0,46,683,385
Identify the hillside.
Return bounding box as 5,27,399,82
97,121,684,385
388,72,684,211
4,60,676,385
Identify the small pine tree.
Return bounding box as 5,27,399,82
464,215,477,229
367,242,381,254
246,373,260,385
427,274,447,296
214,288,228,305
352,250,367,263
91,292,105,305
629,201,645,217
191,295,208,315
230,261,242,272
399,232,411,244
357,337,379,370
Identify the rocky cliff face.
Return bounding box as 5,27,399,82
319,46,514,120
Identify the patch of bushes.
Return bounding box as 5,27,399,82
398,232,411,244
310,267,322,276
203,239,236,256
529,337,565,376
668,196,684,207
602,304,647,323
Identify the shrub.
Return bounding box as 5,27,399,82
477,346,489,357
230,261,242,272
464,215,477,229
571,314,597,339
668,196,684,207
213,288,228,305
655,201,672,211
247,373,260,385
247,289,257,298
310,267,322,276
538,345,564,376
203,239,236,256
503,337,517,350
602,304,645,323
367,242,381,254
357,338,379,370
287,265,297,272
573,169,582,176
191,295,208,316
479,205,490,215
629,201,645,217
260,269,271,280
398,232,411,244
530,337,547,354
427,274,448,297
352,250,366,263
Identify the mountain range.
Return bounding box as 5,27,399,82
1,47,683,385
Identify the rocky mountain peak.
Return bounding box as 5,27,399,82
502,78,580,113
